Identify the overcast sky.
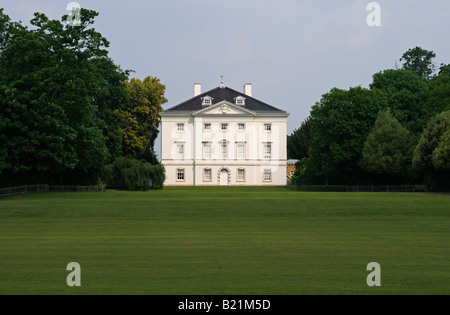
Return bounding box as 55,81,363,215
2,0,450,158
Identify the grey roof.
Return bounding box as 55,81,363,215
161,86,288,115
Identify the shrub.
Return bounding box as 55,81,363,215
103,157,165,190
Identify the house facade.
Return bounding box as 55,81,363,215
286,159,300,185
160,82,289,186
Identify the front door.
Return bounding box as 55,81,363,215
220,170,229,186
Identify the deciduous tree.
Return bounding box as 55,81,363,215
0,9,129,185
304,86,388,184
400,46,436,81
413,111,450,190
370,69,427,136
287,118,312,160
115,76,167,163
361,109,412,181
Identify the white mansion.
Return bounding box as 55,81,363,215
160,82,289,186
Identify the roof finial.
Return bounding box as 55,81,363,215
220,75,225,88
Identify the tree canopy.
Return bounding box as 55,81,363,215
370,69,427,136
303,86,388,184
289,46,450,190
287,118,312,160
115,76,167,164
0,8,165,187
399,46,436,80
361,109,412,181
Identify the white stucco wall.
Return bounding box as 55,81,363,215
161,103,288,186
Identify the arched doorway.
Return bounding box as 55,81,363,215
218,167,231,186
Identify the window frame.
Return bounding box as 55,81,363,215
234,96,246,106
176,168,185,182
203,168,212,182
264,124,272,132
263,169,272,182
237,168,246,182
202,96,213,106
203,142,212,160
176,143,185,160
237,142,246,160
221,141,228,160
263,143,272,160
177,123,185,132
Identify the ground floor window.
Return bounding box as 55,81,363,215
263,169,272,182
204,168,212,182
177,169,185,181
237,169,246,182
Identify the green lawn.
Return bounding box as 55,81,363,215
0,187,448,295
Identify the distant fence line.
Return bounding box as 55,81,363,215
0,184,105,197
346,185,427,192
293,184,428,192
1,184,429,197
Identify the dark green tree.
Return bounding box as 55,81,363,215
370,69,427,136
413,111,450,190
439,63,450,76
361,109,412,182
424,73,450,119
0,9,129,185
399,46,436,80
287,118,313,160
432,129,450,171
303,86,388,184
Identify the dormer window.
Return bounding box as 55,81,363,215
202,96,213,106
234,96,246,106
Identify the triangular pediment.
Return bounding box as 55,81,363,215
192,101,257,117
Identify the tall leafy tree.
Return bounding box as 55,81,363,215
304,86,388,184
424,72,450,119
115,76,167,164
0,9,129,185
399,46,436,81
439,63,450,77
413,111,450,190
361,109,412,182
91,57,130,162
370,69,427,136
432,129,450,171
287,118,312,160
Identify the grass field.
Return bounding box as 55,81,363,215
0,187,448,295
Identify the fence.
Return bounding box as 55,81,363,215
49,186,105,193
289,184,428,192
346,185,427,192
295,185,348,192
0,184,49,197
0,184,105,197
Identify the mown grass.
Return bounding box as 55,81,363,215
0,187,448,295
